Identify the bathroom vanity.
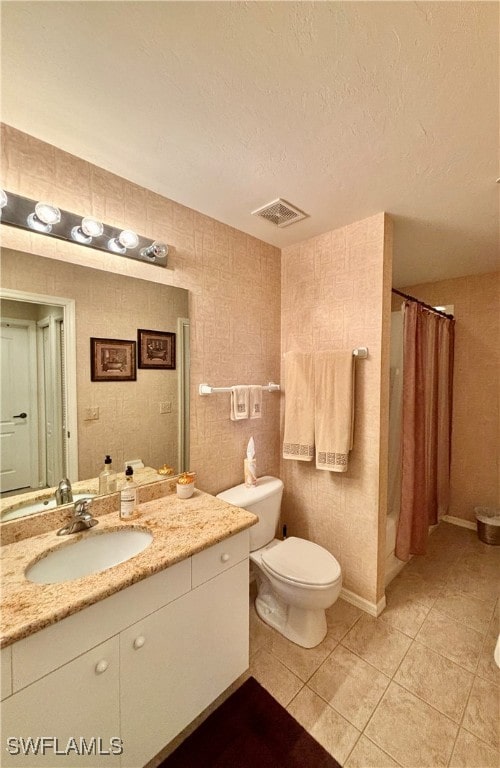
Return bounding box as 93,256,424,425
0,491,256,767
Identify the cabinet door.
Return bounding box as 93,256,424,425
2,637,120,768
120,559,249,768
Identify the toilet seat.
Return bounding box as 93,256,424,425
261,537,341,587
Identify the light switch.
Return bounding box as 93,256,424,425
85,406,100,421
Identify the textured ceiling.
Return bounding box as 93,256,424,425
1,1,498,286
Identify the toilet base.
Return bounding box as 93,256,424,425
255,588,327,649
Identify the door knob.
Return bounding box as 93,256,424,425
13,413,27,419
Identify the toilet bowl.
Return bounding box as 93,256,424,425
216,476,342,648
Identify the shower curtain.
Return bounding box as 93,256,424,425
395,300,455,561
388,312,404,527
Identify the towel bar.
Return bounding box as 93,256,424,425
199,348,368,395
199,382,280,396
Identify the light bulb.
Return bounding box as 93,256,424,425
71,217,104,244
81,218,104,238
27,202,61,233
118,230,139,249
34,202,61,225
108,229,139,254
140,241,168,261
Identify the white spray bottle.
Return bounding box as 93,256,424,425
244,436,257,487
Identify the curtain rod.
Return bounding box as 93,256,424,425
391,288,454,320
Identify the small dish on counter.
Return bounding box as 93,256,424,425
176,472,196,499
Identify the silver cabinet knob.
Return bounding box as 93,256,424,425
133,636,146,650
95,659,108,675
221,553,230,563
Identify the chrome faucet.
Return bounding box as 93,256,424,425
55,478,73,506
57,498,98,536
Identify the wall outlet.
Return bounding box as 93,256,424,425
159,401,172,414
85,406,99,421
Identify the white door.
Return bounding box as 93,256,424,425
0,322,34,492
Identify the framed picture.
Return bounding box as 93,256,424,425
90,338,136,382
138,329,176,369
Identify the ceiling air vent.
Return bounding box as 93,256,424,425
251,198,308,228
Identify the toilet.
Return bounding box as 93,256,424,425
216,476,342,648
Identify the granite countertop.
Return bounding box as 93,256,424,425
0,490,257,648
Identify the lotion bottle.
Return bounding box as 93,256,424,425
120,465,138,519
99,455,117,495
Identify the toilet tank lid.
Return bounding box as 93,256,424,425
216,476,283,507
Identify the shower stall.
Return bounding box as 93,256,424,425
385,294,455,585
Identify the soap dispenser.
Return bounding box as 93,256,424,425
99,455,117,495
120,465,138,519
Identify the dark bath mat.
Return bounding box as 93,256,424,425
159,676,342,768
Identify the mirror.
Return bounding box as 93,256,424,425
0,247,189,520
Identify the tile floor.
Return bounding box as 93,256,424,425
248,522,499,767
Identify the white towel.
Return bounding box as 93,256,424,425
249,386,263,419
283,352,315,461
230,386,249,420
314,350,355,472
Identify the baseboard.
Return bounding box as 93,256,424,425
442,515,476,531
340,587,386,617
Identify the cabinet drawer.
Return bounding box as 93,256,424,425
1,646,12,701
12,557,191,692
192,529,249,587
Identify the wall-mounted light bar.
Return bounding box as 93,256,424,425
0,190,169,268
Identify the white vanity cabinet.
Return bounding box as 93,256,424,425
120,559,249,767
1,637,120,767
1,529,250,768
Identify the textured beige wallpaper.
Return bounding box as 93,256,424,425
400,272,500,523
280,214,392,605
1,125,395,606
0,125,281,494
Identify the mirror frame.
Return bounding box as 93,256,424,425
1,286,79,484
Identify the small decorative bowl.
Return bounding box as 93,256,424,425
176,482,194,499
176,472,196,499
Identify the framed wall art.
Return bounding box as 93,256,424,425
138,329,176,369
90,338,136,382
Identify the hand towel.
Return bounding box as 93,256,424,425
314,350,355,472
249,385,263,419
283,352,315,461
230,386,249,420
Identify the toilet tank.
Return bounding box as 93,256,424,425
216,476,284,551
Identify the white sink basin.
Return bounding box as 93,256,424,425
2,493,97,523
26,529,153,584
